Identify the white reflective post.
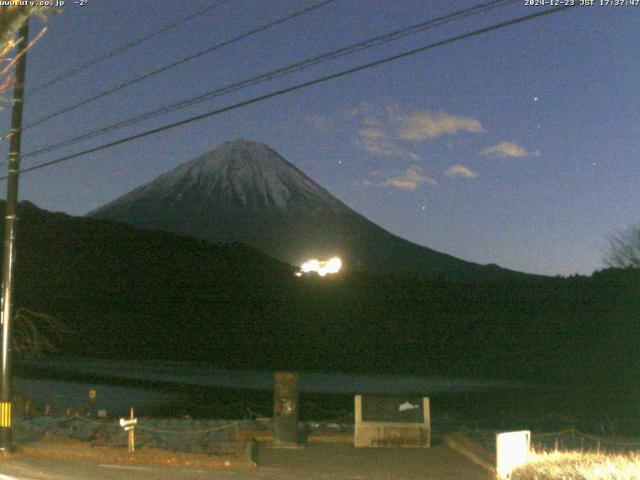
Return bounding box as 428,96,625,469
496,430,530,479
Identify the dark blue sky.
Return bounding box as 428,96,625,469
2,0,638,275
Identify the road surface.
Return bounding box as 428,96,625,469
0,443,492,479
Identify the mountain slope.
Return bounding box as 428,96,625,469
5,201,640,385
90,139,522,280
9,200,295,362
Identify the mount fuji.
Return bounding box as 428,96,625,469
90,139,518,279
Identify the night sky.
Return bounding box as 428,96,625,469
1,0,638,276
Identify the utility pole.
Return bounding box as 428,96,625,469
0,17,29,454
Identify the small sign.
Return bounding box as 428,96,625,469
119,418,138,428
121,408,137,453
120,417,138,432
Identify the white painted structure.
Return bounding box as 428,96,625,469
496,430,531,479
354,395,430,448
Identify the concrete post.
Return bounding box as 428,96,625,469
272,371,298,447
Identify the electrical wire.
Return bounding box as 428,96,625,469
23,0,518,160
28,0,236,95
2,5,575,181
22,0,337,131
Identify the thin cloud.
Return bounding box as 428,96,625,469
353,129,419,160
383,167,437,191
306,115,333,132
481,141,529,158
347,101,373,117
398,110,485,141
354,137,401,157
358,127,386,139
362,116,382,127
350,104,483,159
445,164,478,178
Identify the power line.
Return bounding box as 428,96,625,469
22,0,337,131
23,0,518,159
29,0,235,95
3,5,575,181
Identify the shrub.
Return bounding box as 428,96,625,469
511,451,640,480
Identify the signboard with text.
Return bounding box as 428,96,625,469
355,395,430,448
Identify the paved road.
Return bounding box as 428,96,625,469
253,443,493,480
0,457,218,479
0,443,492,479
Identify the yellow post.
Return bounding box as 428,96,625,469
0,402,11,429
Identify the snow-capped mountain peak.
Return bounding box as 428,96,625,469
91,139,517,279
102,139,345,215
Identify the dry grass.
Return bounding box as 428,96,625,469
511,450,640,480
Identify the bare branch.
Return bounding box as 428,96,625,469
605,224,640,269
13,308,69,358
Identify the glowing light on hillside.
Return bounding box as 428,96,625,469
296,257,342,277
301,259,320,273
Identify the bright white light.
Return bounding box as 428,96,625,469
323,257,342,275
301,259,320,273
297,257,342,277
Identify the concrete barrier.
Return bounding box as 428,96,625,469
443,431,496,474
